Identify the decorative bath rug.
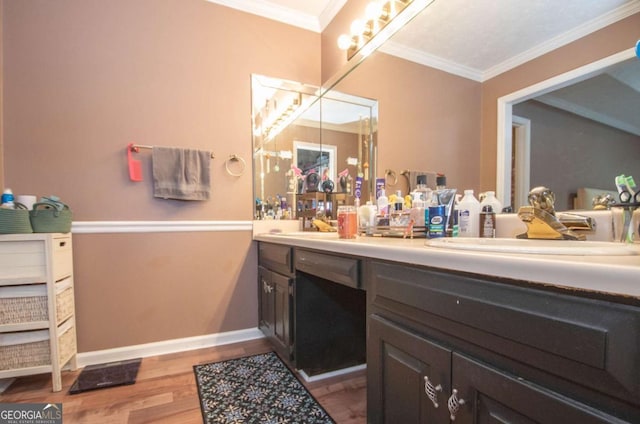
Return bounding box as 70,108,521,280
194,351,335,423
69,358,142,394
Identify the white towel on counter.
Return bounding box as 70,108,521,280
152,147,211,201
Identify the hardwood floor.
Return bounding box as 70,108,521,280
1,338,367,423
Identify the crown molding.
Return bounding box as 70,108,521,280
380,41,483,82
483,1,640,81
205,0,337,32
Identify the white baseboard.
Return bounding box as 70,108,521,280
298,363,367,383
76,328,265,367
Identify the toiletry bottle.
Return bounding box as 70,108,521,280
411,193,425,227
1,188,14,209
394,190,404,211
458,189,480,237
414,175,432,208
480,191,502,215
479,205,496,238
436,174,446,191
377,190,389,217
427,192,445,238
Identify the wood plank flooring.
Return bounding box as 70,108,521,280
1,338,367,423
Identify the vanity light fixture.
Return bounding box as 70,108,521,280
259,93,304,143
337,0,434,60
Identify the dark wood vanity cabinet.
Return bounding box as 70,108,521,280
258,243,294,361
367,260,640,424
257,242,366,376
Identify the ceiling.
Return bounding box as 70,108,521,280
208,0,640,80
237,0,639,131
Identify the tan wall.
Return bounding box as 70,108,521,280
334,52,482,195
2,0,320,352
515,100,640,211
480,12,640,192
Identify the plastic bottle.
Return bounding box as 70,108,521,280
479,205,496,238
394,190,404,211
480,191,502,215
377,190,389,216
1,189,15,209
411,193,425,228
414,175,432,208
458,190,480,237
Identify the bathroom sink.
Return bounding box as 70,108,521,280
425,238,639,256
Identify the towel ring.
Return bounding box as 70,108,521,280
225,154,246,177
385,169,397,187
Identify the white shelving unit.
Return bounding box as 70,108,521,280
0,233,78,392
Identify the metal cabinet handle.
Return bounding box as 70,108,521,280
262,280,272,293
447,388,466,421
423,376,442,408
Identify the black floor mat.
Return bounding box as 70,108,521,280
69,358,142,394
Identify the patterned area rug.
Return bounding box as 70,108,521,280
194,352,335,424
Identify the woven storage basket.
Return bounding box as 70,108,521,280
0,203,33,234
0,294,48,325
0,331,50,370
58,324,76,366
55,285,74,325
29,202,72,233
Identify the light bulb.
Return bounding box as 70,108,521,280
350,19,365,35
365,1,383,20
337,34,353,50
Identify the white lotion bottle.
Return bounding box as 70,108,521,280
458,189,480,237
480,191,503,214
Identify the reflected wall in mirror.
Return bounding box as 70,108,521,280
251,74,378,220
499,50,640,211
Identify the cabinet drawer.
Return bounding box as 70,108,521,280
51,235,73,281
0,240,46,281
258,243,293,276
0,284,48,326
369,260,640,404
0,329,50,370
295,249,360,289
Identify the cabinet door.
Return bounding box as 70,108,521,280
271,271,293,357
451,353,628,424
258,266,274,338
368,315,451,424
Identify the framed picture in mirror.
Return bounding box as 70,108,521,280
293,141,337,192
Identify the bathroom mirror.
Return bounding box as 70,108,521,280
322,0,639,210
251,74,378,219
499,52,640,211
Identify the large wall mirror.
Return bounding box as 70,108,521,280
321,0,639,211
498,50,640,211
251,75,377,220
252,0,639,220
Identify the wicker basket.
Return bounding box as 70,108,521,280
0,285,48,325
29,202,72,233
0,330,50,370
55,285,75,325
58,324,76,366
0,203,33,234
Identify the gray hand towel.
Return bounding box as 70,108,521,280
152,147,211,200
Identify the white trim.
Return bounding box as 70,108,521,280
298,363,366,383
204,0,325,32
76,328,265,368
483,2,640,81
512,116,531,209
380,42,482,81
318,0,348,31
496,48,636,207
71,220,253,234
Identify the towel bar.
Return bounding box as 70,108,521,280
130,144,215,159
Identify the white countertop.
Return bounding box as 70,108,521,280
254,232,640,300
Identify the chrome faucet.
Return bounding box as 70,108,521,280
517,186,595,240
